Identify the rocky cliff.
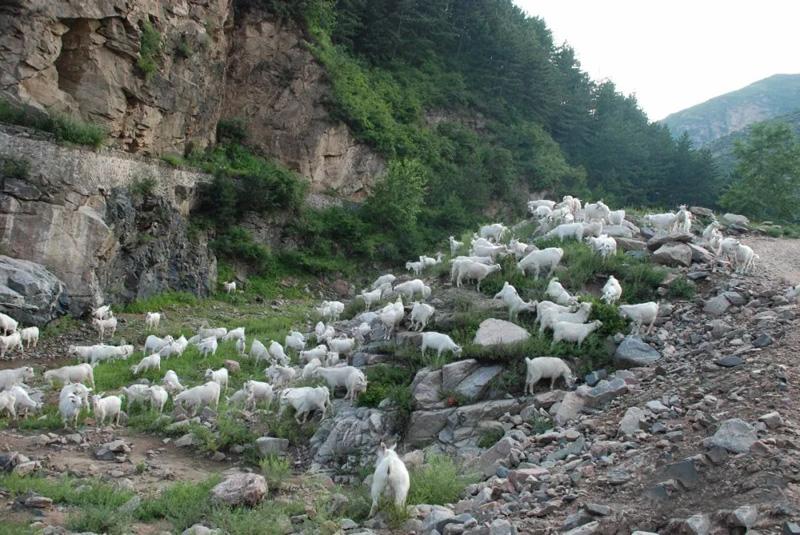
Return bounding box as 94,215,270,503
0,125,215,314
0,0,383,199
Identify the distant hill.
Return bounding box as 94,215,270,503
661,74,800,147
706,109,800,175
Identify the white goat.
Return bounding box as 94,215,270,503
479,223,508,242
545,222,584,242
174,381,221,416
405,260,424,276
121,384,152,410
145,312,162,330
493,282,537,321
0,366,34,391
19,327,39,349
149,385,169,414
546,278,577,306
59,383,91,409
44,364,94,389
279,386,330,423
204,367,229,392
317,301,345,322
92,395,122,426
131,354,161,375
285,331,306,352
92,316,117,340
315,366,368,401
328,337,355,356
733,243,757,274
302,358,323,380
223,281,236,294
525,357,574,394
409,302,435,331
584,201,610,223
0,332,22,359
607,209,626,226
449,236,464,255
371,274,396,290
243,380,274,409
162,370,185,394
528,199,556,211
587,234,617,258
91,305,113,321
145,334,174,355
619,302,659,335
369,443,410,518
673,205,693,233
59,393,82,429
221,327,245,343
299,344,328,365
420,332,462,359
266,364,297,388
539,302,592,334
379,298,405,340
393,279,431,301
518,248,564,279
360,287,384,311
7,385,39,418
644,212,677,235
159,336,188,359
551,320,602,348
454,262,501,291
269,340,290,365
602,276,622,304
0,391,16,419
197,336,218,357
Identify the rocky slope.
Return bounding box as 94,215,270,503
661,73,800,147
0,0,383,199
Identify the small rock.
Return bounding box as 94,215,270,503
758,411,783,429
704,295,731,316
715,355,744,368
210,472,267,507
752,333,773,348
174,433,197,448
709,418,757,453
473,319,530,346
118,495,141,514
584,369,607,387
256,437,289,456
728,505,758,528
487,518,516,535
784,521,800,535
618,407,646,436
23,494,53,509
223,360,240,374
584,503,611,516
182,524,222,535
614,336,661,368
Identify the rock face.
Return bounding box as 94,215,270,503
652,243,693,267
411,361,505,409
223,15,384,200
406,399,521,449
0,0,230,156
0,255,69,326
0,127,216,312
210,472,267,507
473,319,531,346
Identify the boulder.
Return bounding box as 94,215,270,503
473,319,530,346
210,472,267,507
442,360,480,392
689,206,714,218
552,391,585,425
722,213,749,226
709,418,757,453
602,225,634,239
455,365,504,401
687,244,714,264
646,232,694,251
580,378,629,408
405,409,454,447
614,238,647,251
614,336,661,368
652,243,692,267
0,255,69,326
476,436,519,477
311,404,400,467
410,368,444,409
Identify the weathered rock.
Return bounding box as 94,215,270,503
652,243,693,267
758,411,783,429
709,418,757,453
421,506,455,533
602,225,634,239
703,295,731,316
689,206,714,217
687,243,714,264
22,493,53,509
721,291,746,306
581,378,629,408
410,368,444,409
210,472,267,507
476,437,519,477
618,407,646,436
708,319,732,339
94,440,131,461
311,404,399,468
473,319,530,346
182,524,222,535
553,391,585,425
455,365,504,401
614,336,661,368
647,232,695,250
752,333,773,348
721,213,750,226
546,436,585,461
442,360,480,392
727,505,758,528
0,256,69,326
223,360,241,374
715,355,744,368
614,237,647,251
256,437,289,456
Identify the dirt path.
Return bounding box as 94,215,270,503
744,236,800,286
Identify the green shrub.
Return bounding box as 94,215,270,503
136,477,219,530
260,454,291,489
210,227,275,274
67,505,130,535
137,20,162,79
667,277,696,300
0,98,106,148
130,176,157,197
407,454,476,505
176,37,193,58
477,428,504,448
121,291,199,313
161,153,184,167
0,156,30,179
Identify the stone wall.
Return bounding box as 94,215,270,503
0,125,215,313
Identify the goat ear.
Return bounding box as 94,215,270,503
389,443,397,451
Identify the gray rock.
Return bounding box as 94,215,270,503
411,368,444,409
721,213,749,226
646,232,695,250
646,400,669,413
455,365,504,401
585,503,611,517
22,493,53,509
563,521,599,535
687,270,710,281
709,418,757,453
687,244,714,264
182,524,222,535
614,336,661,368
174,433,197,448
311,404,399,468
473,319,530,346
442,360,480,392
704,295,731,316
618,407,646,436
488,519,516,535
256,437,289,456
661,459,700,489
581,378,629,408
553,391,585,425
689,206,714,217
210,472,267,507
652,243,693,267
784,521,800,535
0,255,69,326
117,495,141,514
715,355,744,368
422,506,454,533
476,436,518,477
708,319,732,339
728,505,758,528
614,237,646,251
546,436,585,462
584,369,607,387
602,225,634,239
405,409,454,447
758,411,783,429
685,513,711,535
752,333,773,348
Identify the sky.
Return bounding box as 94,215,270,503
515,0,800,120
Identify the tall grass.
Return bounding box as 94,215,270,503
0,98,106,148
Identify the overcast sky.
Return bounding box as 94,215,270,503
515,0,800,120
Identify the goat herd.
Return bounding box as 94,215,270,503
0,195,759,516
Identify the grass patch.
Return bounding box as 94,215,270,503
121,291,200,313
259,407,318,446
477,428,504,448
130,175,157,197
667,276,696,299
0,98,106,148
136,477,219,530
161,153,184,167
407,454,476,506
259,454,291,489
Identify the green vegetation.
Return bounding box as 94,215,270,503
0,98,106,148
721,122,800,223
161,153,184,167
477,428,505,448
137,20,162,79
407,454,475,506
0,155,29,179
260,454,292,489
176,37,194,59
129,175,157,197
667,276,696,300
121,291,200,313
